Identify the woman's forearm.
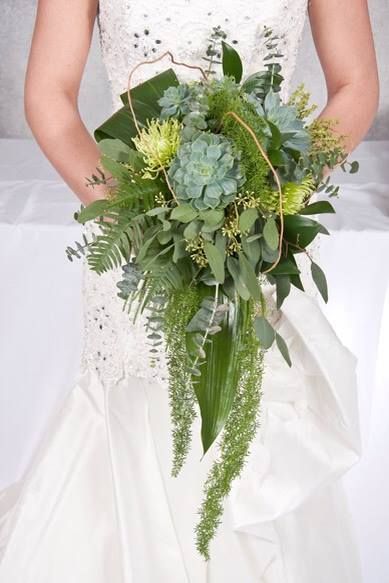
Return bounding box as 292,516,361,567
25,90,107,205
318,79,379,154
309,0,379,155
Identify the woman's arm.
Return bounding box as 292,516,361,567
309,0,379,153
25,0,107,205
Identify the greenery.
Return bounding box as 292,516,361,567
68,26,358,561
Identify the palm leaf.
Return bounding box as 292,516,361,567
188,288,252,454
94,69,179,144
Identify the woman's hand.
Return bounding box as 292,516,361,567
309,0,379,153
25,0,107,205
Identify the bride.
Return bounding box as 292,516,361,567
0,0,379,581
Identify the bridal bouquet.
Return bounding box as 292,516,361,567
67,27,357,559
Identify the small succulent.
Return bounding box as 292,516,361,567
132,118,182,178
246,90,311,153
159,83,209,120
168,132,246,210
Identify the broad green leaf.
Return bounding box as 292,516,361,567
170,204,198,223
265,257,300,276
94,69,179,144
238,252,261,300
311,261,328,303
254,316,276,349
275,275,291,309
276,333,292,367
204,242,225,283
263,217,279,250
300,200,335,215
284,214,323,249
221,41,243,83
239,208,258,233
290,273,305,291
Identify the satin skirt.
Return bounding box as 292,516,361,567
0,289,362,582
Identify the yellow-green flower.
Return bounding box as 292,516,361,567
132,118,182,179
281,177,315,214
260,175,315,215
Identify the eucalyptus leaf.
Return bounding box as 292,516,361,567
275,333,292,367
311,261,328,303
204,242,225,283
263,217,279,251
184,220,202,240
171,204,198,223
254,316,276,349
157,230,173,245
238,252,261,300
146,207,169,216
239,208,258,233
227,256,250,300
199,209,224,226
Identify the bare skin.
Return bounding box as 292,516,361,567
25,0,379,205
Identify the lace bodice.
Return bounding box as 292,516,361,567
82,0,309,387
97,0,308,106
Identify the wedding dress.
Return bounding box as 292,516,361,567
0,1,363,581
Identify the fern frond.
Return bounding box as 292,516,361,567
87,218,133,274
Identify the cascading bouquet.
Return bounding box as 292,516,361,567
67,27,358,559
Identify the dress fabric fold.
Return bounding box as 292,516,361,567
0,289,362,583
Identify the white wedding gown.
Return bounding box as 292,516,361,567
0,1,363,581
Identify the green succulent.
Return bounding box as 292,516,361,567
159,83,209,120
168,132,246,210
246,90,311,153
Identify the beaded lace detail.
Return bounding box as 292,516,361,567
82,0,309,387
